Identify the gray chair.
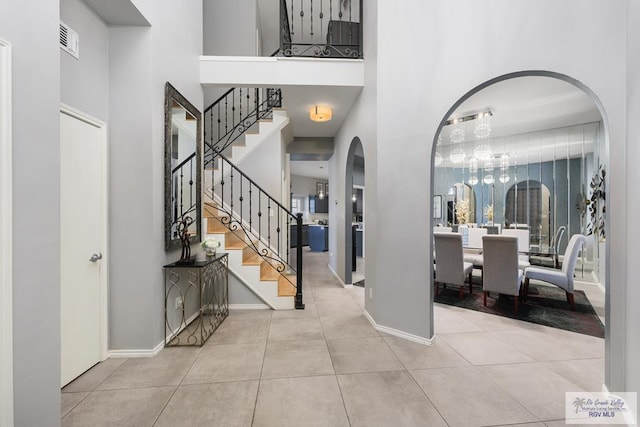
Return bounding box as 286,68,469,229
523,234,586,310
434,233,474,300
482,235,524,313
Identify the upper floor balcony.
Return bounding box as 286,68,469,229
278,0,363,59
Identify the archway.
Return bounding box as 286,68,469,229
344,137,365,285
504,180,551,249
430,71,610,384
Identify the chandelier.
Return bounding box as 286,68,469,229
450,127,465,144
473,144,492,161
483,174,495,185
449,147,466,164
468,175,479,186
474,112,492,139
499,173,510,183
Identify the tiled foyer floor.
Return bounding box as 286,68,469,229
61,251,605,426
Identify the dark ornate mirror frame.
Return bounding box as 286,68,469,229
164,82,202,250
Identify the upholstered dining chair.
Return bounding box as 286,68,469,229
523,234,586,310
530,225,566,268
434,233,474,300
482,235,523,313
501,228,531,270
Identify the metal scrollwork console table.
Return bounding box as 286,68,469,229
163,254,229,346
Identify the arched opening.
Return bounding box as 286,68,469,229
431,72,609,368
344,137,365,285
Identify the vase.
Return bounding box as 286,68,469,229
206,248,216,257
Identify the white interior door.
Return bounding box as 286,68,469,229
60,109,105,387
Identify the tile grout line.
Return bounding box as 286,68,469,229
250,309,272,426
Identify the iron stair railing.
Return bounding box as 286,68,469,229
206,147,304,309
203,87,282,168
279,0,363,58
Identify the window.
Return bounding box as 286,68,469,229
291,196,305,214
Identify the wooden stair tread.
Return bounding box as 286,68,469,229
242,249,262,266
278,275,297,297
260,261,280,281
207,217,228,234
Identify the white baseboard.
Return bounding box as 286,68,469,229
229,304,270,310
328,263,347,287
108,340,164,359
363,310,433,346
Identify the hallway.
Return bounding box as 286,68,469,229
61,251,604,426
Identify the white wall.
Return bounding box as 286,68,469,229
331,0,632,384
0,1,61,424
108,0,203,351
625,0,640,394
60,0,109,121
203,0,257,56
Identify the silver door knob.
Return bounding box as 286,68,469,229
89,253,103,263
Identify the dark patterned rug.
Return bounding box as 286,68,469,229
434,282,604,338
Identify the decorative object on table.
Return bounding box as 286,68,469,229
587,164,606,239
484,204,494,224
201,237,221,257
177,216,195,264
455,198,470,224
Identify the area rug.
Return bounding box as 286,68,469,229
434,282,604,338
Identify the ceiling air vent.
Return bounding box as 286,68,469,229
60,21,79,59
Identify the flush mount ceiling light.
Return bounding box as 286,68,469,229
310,105,332,122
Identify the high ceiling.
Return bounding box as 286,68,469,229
288,76,602,178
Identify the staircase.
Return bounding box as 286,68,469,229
201,87,304,310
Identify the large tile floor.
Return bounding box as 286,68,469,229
61,251,605,426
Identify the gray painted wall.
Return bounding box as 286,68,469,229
203,0,257,56
1,1,62,424
229,272,264,305
108,0,203,351
625,0,640,394
60,0,109,121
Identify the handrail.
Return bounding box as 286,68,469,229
171,152,196,175
209,146,294,217
204,87,234,115
208,147,304,309
203,87,282,165
278,0,363,58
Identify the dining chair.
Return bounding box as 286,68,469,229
501,228,531,270
523,234,586,310
530,225,566,268
434,232,474,300
482,235,524,313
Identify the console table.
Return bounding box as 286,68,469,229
163,253,229,346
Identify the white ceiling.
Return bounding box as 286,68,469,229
290,161,329,179
288,76,602,177
436,76,602,168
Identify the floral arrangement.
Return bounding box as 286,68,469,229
201,237,221,256
484,204,494,222
455,198,470,224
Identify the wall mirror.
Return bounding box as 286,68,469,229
433,76,605,282
165,82,202,250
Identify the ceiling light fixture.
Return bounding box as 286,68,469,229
310,105,332,122
445,109,493,126
434,151,443,167
450,127,465,144
473,145,492,161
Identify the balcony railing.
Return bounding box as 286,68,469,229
279,0,363,58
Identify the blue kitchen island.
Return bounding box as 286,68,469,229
308,224,329,252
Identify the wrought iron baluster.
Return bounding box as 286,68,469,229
249,182,253,233
310,0,314,36
286,214,291,265
239,176,243,225
189,158,194,209
320,0,324,40
277,208,281,257
220,153,225,207
239,88,243,125
291,0,295,37
299,0,304,42
268,199,272,247
232,90,236,133
230,167,234,215
258,191,262,239
179,169,184,217
295,213,304,309
224,96,228,143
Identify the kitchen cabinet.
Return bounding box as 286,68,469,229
309,225,329,252
309,194,329,214
290,224,309,247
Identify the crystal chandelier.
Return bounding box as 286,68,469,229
473,144,492,161
474,113,492,139
483,174,495,185
499,173,510,183
450,127,465,144
498,154,510,183
468,175,479,186
449,147,466,164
